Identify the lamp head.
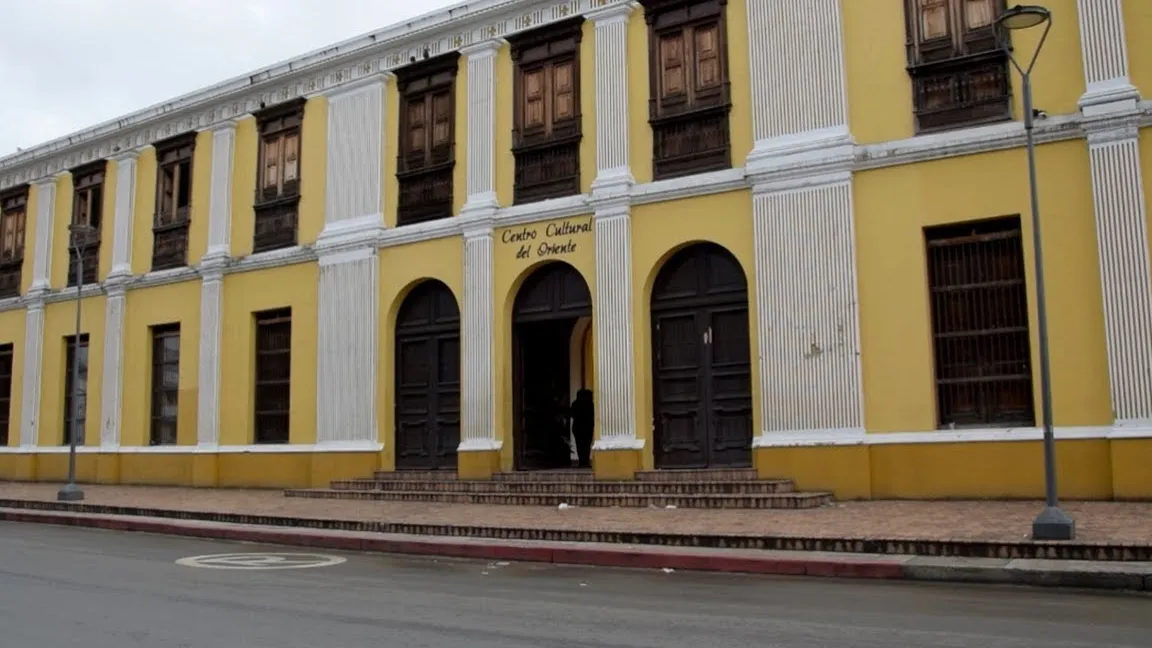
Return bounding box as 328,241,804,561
997,4,1051,30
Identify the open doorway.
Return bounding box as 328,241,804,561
512,262,593,471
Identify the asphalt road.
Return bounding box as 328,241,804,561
0,523,1149,648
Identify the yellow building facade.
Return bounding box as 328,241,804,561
0,0,1149,499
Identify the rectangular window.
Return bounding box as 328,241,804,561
510,17,584,204
0,187,28,298
643,0,732,180
149,324,181,446
925,216,1035,428
253,99,305,253
0,343,13,446
396,53,459,226
69,163,105,287
254,308,292,444
152,134,196,270
63,334,90,445
904,0,1011,132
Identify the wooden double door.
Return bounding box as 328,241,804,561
651,243,753,469
394,280,461,470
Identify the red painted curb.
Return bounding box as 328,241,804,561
0,508,906,580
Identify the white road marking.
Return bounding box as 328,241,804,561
175,552,348,570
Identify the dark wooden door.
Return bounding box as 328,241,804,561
512,262,592,470
395,280,461,470
651,243,753,469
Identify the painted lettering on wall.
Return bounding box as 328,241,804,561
500,217,593,260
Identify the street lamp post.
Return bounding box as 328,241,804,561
57,223,93,503
996,4,1075,541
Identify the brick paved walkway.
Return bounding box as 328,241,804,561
3,482,1151,544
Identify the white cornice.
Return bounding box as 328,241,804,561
0,0,632,191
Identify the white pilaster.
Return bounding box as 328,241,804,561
18,300,45,447
461,40,501,213
195,270,223,448
99,286,126,449
591,198,641,450
744,0,853,171
313,74,388,448
29,176,58,294
1076,0,1140,115
459,225,498,451
590,2,636,187
204,119,239,261
319,73,387,249
108,149,141,279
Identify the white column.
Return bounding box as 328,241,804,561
99,285,126,449
591,198,641,450
751,180,864,438
744,0,853,168
314,74,387,449
29,176,58,294
107,149,141,279
196,120,239,448
458,225,498,451
1076,0,1140,115
461,40,501,213
18,300,45,448
204,119,239,261
590,2,636,187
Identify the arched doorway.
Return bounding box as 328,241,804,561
394,280,461,470
650,243,753,469
512,262,593,470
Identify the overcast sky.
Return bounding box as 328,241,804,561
0,0,462,157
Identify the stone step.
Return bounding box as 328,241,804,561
284,488,833,509
331,478,795,495
491,470,595,482
634,468,759,482
372,470,459,481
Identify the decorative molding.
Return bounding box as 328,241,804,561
99,292,126,449
463,39,502,211
592,203,638,446
0,441,385,455
457,438,503,452
18,301,45,447
590,0,635,185
592,436,645,451
745,0,849,149
28,178,56,294
108,153,139,279
195,274,223,447
0,0,637,191
321,74,386,239
460,229,497,450
1075,0,1140,116
204,120,238,261
753,425,1151,448
316,255,380,446
751,179,864,435
1086,131,1152,424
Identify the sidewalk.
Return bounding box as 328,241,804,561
2,482,1151,590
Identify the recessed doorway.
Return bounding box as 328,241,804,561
512,262,593,471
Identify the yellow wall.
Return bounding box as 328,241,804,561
19,185,40,294
39,296,107,446
218,264,318,445
0,309,26,447
844,0,1085,145
377,236,465,470
578,19,597,195
121,281,201,447
453,56,469,217
48,166,115,288
299,97,328,246
631,190,759,469
129,130,214,273
627,9,654,184
495,43,516,206
229,117,259,257
1126,0,1152,97
854,140,1111,432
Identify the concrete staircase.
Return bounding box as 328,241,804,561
283,468,834,509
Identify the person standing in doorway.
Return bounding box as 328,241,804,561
570,389,594,469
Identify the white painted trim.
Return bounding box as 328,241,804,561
457,438,503,452
752,425,1151,448
0,442,384,455
317,246,375,266
592,436,645,451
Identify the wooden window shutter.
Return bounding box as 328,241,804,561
523,67,546,130
432,91,452,148
263,137,280,191
963,0,995,31
551,60,575,123
659,32,686,99
919,0,951,41
693,23,721,91
283,133,299,183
